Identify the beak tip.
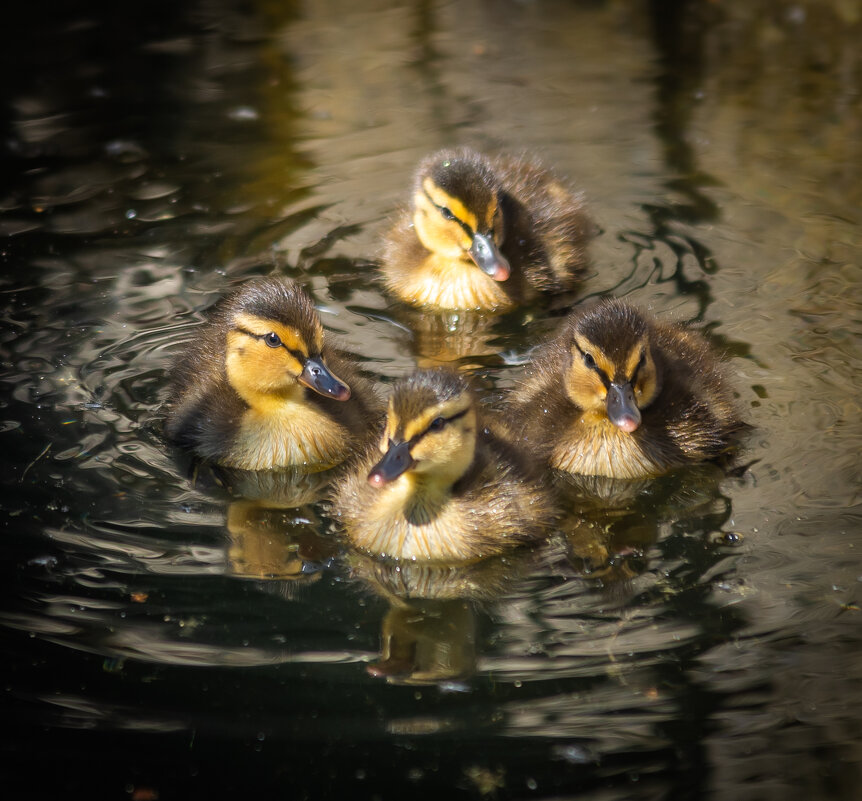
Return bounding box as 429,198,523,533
368,440,413,485
470,233,511,282
491,265,510,282
606,383,641,434
614,416,641,434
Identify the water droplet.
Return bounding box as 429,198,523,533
229,106,259,121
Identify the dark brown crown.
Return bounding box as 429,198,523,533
415,147,500,215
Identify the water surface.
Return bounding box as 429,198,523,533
2,1,861,798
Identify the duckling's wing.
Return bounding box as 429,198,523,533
164,383,241,462
651,322,743,457
494,155,594,292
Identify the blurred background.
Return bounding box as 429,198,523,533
1,1,860,798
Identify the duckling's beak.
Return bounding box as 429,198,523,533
606,382,641,433
469,233,511,281
368,440,414,487
298,356,351,401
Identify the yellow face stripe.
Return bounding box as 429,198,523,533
384,394,472,444
381,397,398,450
623,338,648,379
225,329,305,394
421,177,479,232
232,312,319,355
483,197,498,232
401,396,471,442
573,334,614,380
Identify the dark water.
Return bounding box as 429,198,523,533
2,1,861,798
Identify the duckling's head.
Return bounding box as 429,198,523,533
219,277,351,406
368,370,477,488
411,148,510,282
559,300,661,433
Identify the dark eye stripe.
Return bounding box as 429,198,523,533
235,326,308,362
573,341,610,388
423,188,476,239
407,407,470,446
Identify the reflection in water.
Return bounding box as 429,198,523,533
633,0,721,322
368,599,477,686
390,306,510,370
350,544,555,687
203,462,335,507
2,1,861,799
559,463,733,588
225,501,337,593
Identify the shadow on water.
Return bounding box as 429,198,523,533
612,0,723,322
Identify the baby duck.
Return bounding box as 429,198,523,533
165,276,378,471
508,299,743,479
332,369,557,562
380,147,593,312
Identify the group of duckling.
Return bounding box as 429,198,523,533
165,147,744,565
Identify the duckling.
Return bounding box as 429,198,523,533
164,276,379,471
332,369,557,562
508,298,743,479
380,147,593,312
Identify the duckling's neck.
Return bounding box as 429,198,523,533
357,469,475,561
392,471,459,524
551,412,664,479
405,253,514,312
233,380,304,413
230,384,350,471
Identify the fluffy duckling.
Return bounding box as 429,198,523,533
332,369,557,562
165,276,378,471
508,299,743,479
380,147,593,312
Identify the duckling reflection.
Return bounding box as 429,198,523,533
380,147,593,312
558,461,734,589
508,298,744,479
332,369,558,562
165,275,380,471
185,463,341,598
225,500,337,589
367,598,476,685
349,545,541,685
203,462,336,508
392,306,508,370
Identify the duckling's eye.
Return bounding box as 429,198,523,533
264,332,282,348
439,206,456,221
427,416,447,432
583,352,596,369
